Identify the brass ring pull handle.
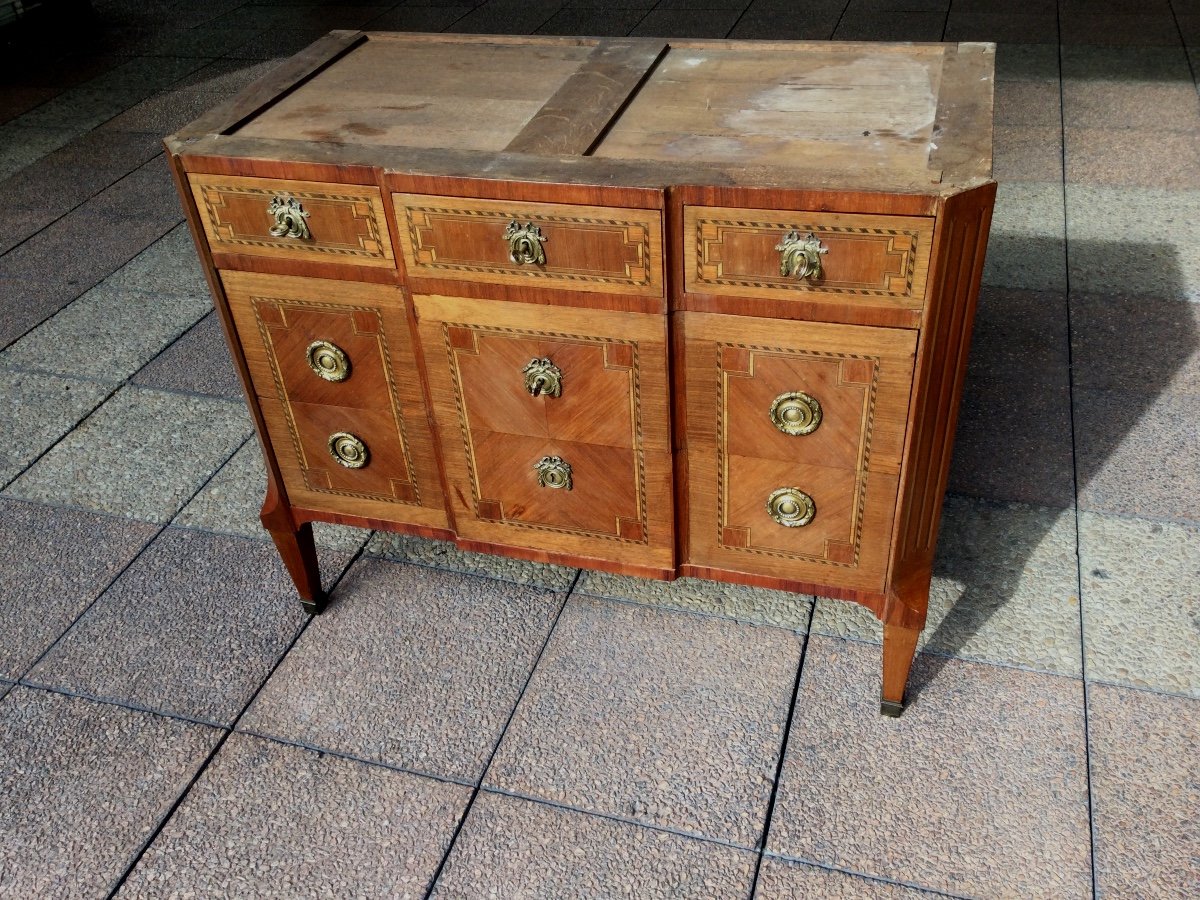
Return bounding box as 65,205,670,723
307,340,351,383
769,391,822,435
534,455,573,490
523,358,563,398
767,487,816,527
505,221,547,265
267,195,311,240
328,432,369,469
775,230,826,280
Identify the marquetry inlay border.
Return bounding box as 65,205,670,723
695,217,921,297
715,341,881,567
442,321,650,544
195,179,392,262
252,296,420,505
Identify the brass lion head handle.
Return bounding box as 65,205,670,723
767,487,816,527
267,195,311,240
775,230,826,280
523,358,563,398
505,221,547,266
534,456,573,490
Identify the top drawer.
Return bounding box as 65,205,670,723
393,194,664,299
684,206,933,313
190,174,394,269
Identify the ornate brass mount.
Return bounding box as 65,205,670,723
767,487,816,527
769,391,822,435
267,195,311,240
535,455,573,490
505,220,547,265
523,358,563,398
306,340,350,383
328,432,369,469
775,230,826,280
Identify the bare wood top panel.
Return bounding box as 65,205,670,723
181,33,994,196
234,38,598,151
592,43,971,184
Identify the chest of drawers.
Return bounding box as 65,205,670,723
167,32,996,716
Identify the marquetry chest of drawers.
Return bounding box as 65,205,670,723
167,32,996,716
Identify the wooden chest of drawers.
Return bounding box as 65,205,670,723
167,32,996,716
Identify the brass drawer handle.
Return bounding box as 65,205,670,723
523,358,563,398
307,340,350,383
775,230,826,280
534,455,572,490
770,391,821,435
268,195,311,240
328,432,369,469
505,221,547,265
767,487,815,527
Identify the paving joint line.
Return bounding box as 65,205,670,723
761,849,974,900
747,595,815,895
1055,21,1102,900
104,525,372,899
422,573,576,898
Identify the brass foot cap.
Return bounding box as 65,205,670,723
879,699,905,718
300,591,328,616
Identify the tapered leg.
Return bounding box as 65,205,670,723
880,623,920,717
267,522,326,614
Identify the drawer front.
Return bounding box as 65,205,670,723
684,206,933,311
416,293,673,569
394,194,664,298
222,271,446,528
192,174,394,268
681,311,916,593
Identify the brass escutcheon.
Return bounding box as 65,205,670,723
769,391,822,435
523,358,563,398
767,487,816,527
267,195,311,240
328,432,369,469
775,230,826,280
534,455,573,490
306,340,350,383
504,220,547,265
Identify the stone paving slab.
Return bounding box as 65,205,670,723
0,370,111,488
0,687,220,899
1075,389,1200,522
1065,185,1200,301
0,281,210,383
175,439,370,553
769,637,1091,899
755,858,937,899
485,595,801,847
1088,683,1200,899
240,557,563,782
364,529,577,591
104,223,211,303
1080,511,1200,697
132,311,244,399
576,571,812,631
26,528,351,727
118,732,471,899
4,385,252,524
982,182,1067,293
0,498,158,680
812,496,1083,676
432,791,758,899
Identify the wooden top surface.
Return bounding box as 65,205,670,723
173,31,994,196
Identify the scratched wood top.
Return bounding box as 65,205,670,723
182,31,993,195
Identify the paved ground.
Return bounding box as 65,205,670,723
0,0,1198,897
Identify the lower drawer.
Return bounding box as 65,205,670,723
679,311,917,593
